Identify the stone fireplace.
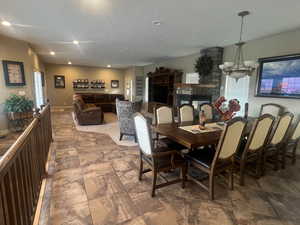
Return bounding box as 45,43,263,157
174,47,223,112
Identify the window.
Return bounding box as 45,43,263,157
34,71,44,108
224,76,249,116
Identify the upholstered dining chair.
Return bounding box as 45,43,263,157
116,99,136,142
133,113,187,197
154,106,185,150
259,103,284,117
155,106,174,125
199,103,214,122
178,104,195,124
264,112,294,172
185,117,247,200
234,114,275,185
284,117,300,165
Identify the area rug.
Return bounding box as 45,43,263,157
72,112,138,147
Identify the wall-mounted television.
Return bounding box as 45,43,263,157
256,54,300,99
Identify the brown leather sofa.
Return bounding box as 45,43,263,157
73,95,104,125
76,93,125,113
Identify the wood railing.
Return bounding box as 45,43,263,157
0,104,52,225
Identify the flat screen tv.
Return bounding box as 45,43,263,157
256,54,300,99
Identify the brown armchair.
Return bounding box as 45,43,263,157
73,95,104,125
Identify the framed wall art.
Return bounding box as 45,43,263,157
2,60,26,86
54,75,65,88
111,80,119,88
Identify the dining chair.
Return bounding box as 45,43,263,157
199,103,214,122
178,104,195,124
154,105,186,150
185,117,247,200
259,103,284,117
284,117,300,165
155,106,174,125
133,113,187,197
264,112,294,172
234,114,275,185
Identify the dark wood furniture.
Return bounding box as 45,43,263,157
76,93,125,113
133,113,187,197
154,122,222,149
234,114,275,185
259,103,284,117
185,117,247,200
148,67,183,113
178,104,195,125
284,117,300,165
264,112,294,172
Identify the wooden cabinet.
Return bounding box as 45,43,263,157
147,67,182,113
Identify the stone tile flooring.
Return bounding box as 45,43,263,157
41,111,300,225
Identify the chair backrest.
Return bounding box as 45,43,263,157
270,112,294,145
259,103,284,117
213,117,247,161
199,103,213,120
291,118,300,141
178,104,194,124
116,99,135,134
155,106,173,125
134,113,153,155
244,114,275,154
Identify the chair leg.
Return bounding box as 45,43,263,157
240,161,246,186
134,135,137,143
139,158,143,181
229,167,234,190
181,165,187,189
292,145,297,165
119,133,123,141
151,169,158,197
209,174,215,200
281,150,286,169
274,151,279,171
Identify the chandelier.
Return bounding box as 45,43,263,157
219,11,258,81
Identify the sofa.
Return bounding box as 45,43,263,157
76,93,125,113
73,95,104,125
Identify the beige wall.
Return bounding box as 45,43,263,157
0,34,44,133
45,64,125,106
223,28,300,117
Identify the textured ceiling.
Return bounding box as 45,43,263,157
1,0,300,68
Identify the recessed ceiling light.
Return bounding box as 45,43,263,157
73,40,79,45
107,65,111,68
2,21,11,27
68,61,72,65
50,51,55,55
152,20,162,26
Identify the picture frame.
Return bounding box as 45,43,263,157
111,80,119,88
54,75,65,88
2,60,26,86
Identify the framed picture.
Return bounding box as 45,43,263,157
111,80,119,88
2,60,26,86
54,75,65,88
41,72,45,87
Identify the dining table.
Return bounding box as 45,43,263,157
153,118,256,150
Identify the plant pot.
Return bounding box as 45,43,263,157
7,111,33,121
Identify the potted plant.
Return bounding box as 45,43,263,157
4,94,34,121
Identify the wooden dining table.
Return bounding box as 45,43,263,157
153,118,255,150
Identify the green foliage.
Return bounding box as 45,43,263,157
195,55,213,77
4,94,34,113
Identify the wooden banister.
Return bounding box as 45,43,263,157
0,104,52,225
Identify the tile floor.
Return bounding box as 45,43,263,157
40,111,300,225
